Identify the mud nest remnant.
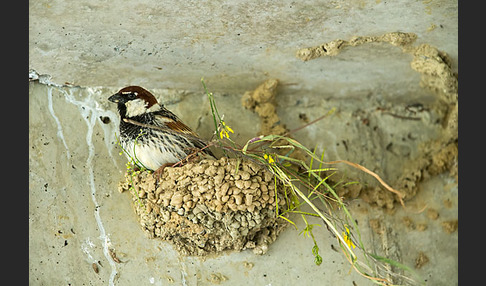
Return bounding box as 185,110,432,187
118,157,288,256
241,78,287,136
295,33,458,209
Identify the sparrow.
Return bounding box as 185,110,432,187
109,86,215,174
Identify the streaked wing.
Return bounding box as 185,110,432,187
153,111,198,137
152,107,215,158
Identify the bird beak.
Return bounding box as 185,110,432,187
108,93,124,103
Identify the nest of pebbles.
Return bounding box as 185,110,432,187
118,157,288,256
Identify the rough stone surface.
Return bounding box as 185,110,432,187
118,157,288,256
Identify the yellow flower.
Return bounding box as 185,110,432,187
222,121,234,133
219,129,228,139
219,121,234,139
342,225,356,249
264,154,275,164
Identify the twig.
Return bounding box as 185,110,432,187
324,160,405,207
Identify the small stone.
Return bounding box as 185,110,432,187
260,184,268,194
229,229,240,239
193,204,208,215
146,203,153,213
232,187,241,195
160,180,173,191
228,202,238,211
205,165,218,176
206,217,214,228
239,171,251,180
234,213,242,221
220,182,230,196
214,174,224,185
264,171,273,182
240,228,249,236
184,201,193,209
147,192,155,202
253,244,268,255
234,194,243,205
193,165,206,174
245,194,253,206
178,177,191,187
170,193,183,206
160,190,174,200
183,194,192,202
235,180,245,189
162,198,170,207
204,193,212,201
161,211,170,222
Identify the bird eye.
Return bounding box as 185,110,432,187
122,92,137,100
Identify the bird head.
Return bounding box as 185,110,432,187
109,86,160,117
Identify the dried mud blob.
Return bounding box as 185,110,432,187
119,157,289,256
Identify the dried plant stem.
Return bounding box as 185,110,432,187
325,160,405,207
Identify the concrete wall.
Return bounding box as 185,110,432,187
29,1,458,285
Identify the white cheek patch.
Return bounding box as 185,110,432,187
125,99,149,117
125,100,161,117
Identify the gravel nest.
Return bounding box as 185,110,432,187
118,156,289,256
